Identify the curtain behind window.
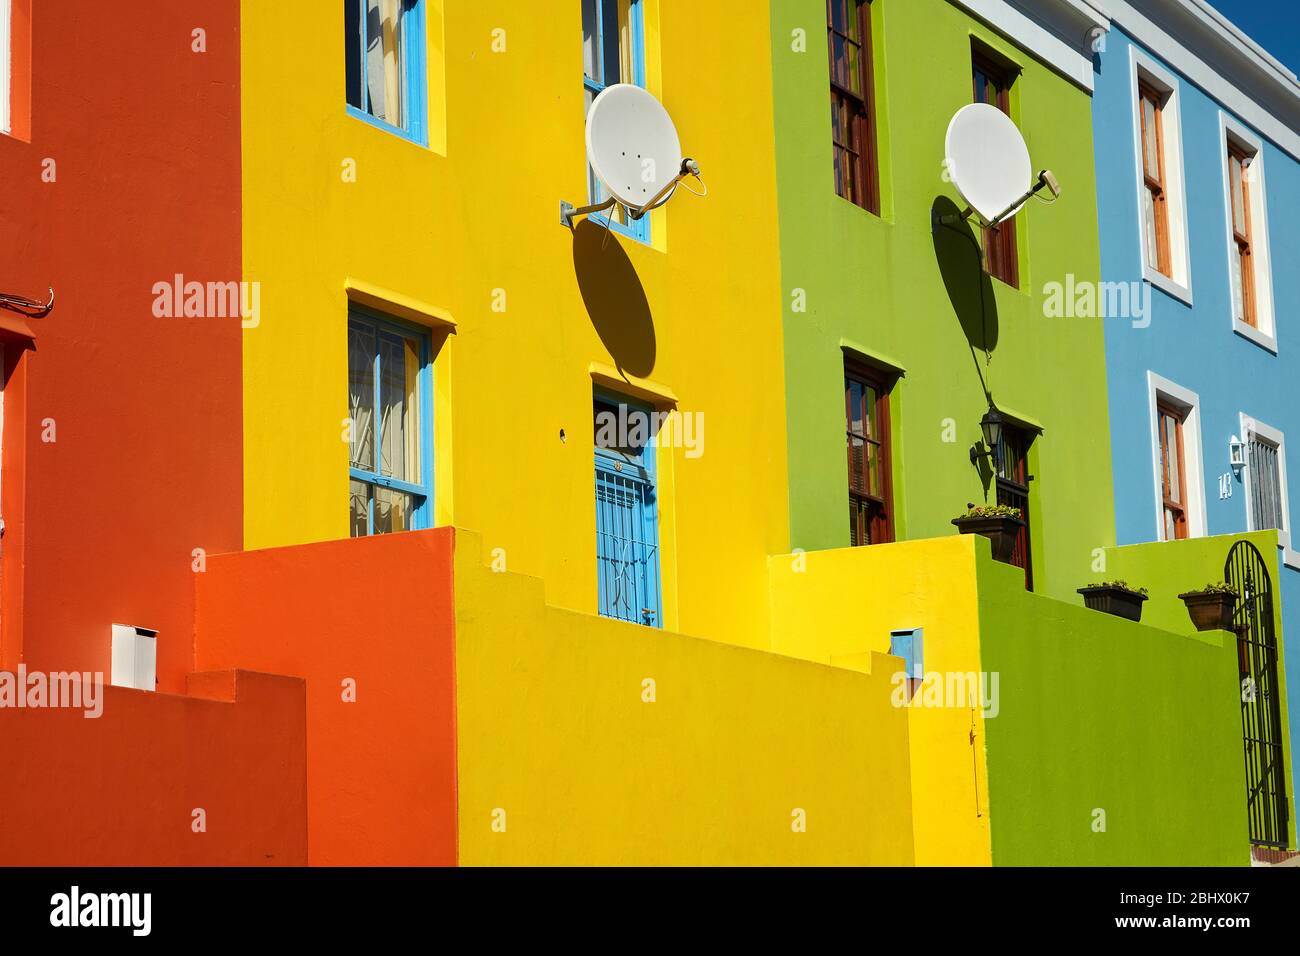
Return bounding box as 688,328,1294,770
366,0,405,127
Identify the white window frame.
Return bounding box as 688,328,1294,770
1,0,11,136
1146,372,1207,540
1238,413,1298,568
1128,48,1192,306
1219,113,1277,353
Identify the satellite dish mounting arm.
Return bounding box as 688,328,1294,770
627,158,701,221
560,195,619,228
935,169,1060,229
561,158,703,228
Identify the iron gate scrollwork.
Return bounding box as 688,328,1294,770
1226,540,1289,848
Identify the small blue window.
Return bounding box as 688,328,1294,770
582,0,650,243
345,0,428,145
348,308,434,536
889,628,924,681
594,393,662,626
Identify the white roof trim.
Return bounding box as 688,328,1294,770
1106,0,1300,160
948,0,1108,93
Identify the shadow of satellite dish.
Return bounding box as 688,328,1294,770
572,220,657,379
932,195,999,356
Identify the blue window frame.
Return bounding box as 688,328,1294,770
594,392,662,626
348,307,434,536
582,0,650,243
345,0,428,145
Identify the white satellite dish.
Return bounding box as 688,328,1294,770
562,84,704,229
588,84,682,209
944,103,1056,226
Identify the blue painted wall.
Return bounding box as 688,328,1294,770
1093,26,1300,827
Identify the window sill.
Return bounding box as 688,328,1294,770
345,105,428,148
1142,266,1193,307
1233,319,1277,354
1282,546,1300,572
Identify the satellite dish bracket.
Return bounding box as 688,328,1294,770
561,158,703,229
933,169,1060,231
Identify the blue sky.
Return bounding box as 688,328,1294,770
1206,0,1300,76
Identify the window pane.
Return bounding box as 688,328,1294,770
1231,245,1245,322
1142,187,1159,270
350,479,370,537
1163,415,1181,503
848,436,866,491
582,0,599,81
345,1,363,109
348,323,376,471
1142,96,1159,177
364,0,405,127
848,381,865,436
374,486,416,534
601,0,621,85
379,332,422,485
1230,153,1246,235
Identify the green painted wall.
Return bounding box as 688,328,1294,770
1105,530,1297,847
769,0,1116,602
976,555,1247,865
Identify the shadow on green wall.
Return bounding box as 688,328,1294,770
571,220,657,379
932,195,1000,496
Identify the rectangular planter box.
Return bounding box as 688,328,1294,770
952,515,1023,564
1077,586,1147,623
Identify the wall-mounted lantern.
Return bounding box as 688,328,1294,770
970,404,1004,465
1229,434,1246,474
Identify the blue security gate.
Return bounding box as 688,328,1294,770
594,395,662,627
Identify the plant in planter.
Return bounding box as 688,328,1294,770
1077,580,1149,622
1178,582,1239,632
951,503,1023,564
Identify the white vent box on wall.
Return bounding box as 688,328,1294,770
110,624,158,691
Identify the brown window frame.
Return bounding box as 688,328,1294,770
1227,140,1257,328
993,422,1034,590
972,51,1019,288
1157,402,1189,541
827,0,880,215
1138,82,1173,277
845,362,894,546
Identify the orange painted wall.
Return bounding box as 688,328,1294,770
0,1,243,690
0,669,307,865
195,529,458,866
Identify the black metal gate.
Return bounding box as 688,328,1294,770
1226,540,1289,848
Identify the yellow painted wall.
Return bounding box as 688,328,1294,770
768,535,993,866
240,1,789,647
453,530,914,865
